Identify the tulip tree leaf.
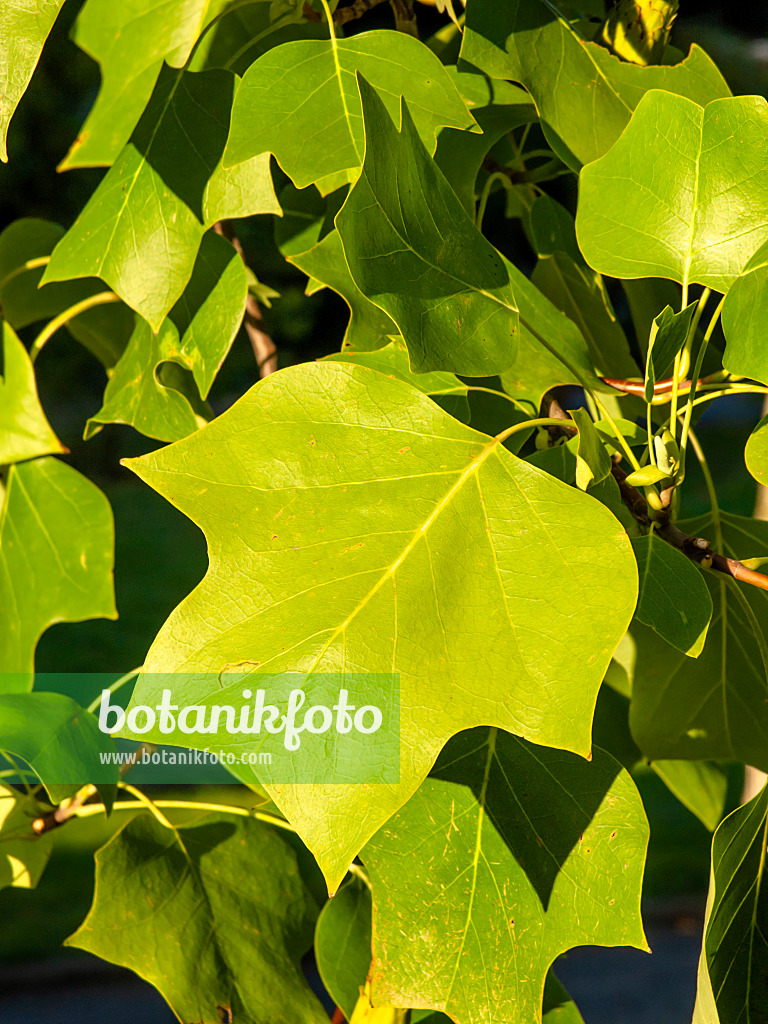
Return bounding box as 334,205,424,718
203,152,282,225
570,408,611,491
650,759,728,833
461,0,730,169
0,0,65,161
60,0,223,170
645,301,698,402
289,229,397,353
722,239,768,387
693,784,768,1024
122,361,637,892
630,512,768,770
576,91,768,294
224,30,476,191
745,413,768,488
67,811,327,1024
531,253,639,379
362,728,648,1024
0,457,117,680
337,78,519,376
43,66,237,331
631,533,713,658
0,324,63,465
315,878,372,1021
322,339,469,422
0,692,118,803
528,196,580,263
0,784,53,891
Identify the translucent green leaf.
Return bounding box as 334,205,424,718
315,878,372,1020
337,78,519,376
532,253,639,378
67,811,326,1024
43,66,237,331
722,239,768,386
434,69,536,215
631,512,768,770
0,692,117,803
631,532,712,657
570,408,611,491
693,784,768,1023
622,277,682,360
0,784,53,891
289,229,398,352
224,30,476,191
123,361,637,891
0,457,117,680
576,91,768,293
203,151,282,224
0,324,63,465
461,0,730,169
362,728,648,1024
745,413,768,487
0,0,65,161
645,301,698,401
650,760,727,832
61,0,223,170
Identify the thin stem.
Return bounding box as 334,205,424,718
476,172,511,231
669,282,690,441
463,385,531,412
319,0,336,37
0,256,50,295
495,416,575,445
30,291,120,363
685,424,722,550
72,795,297,833
348,862,371,888
222,10,296,70
186,0,275,69
86,666,143,715
677,296,725,485
119,782,177,831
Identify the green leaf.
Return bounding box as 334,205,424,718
722,239,768,386
203,151,282,224
43,66,237,331
0,324,63,465
337,77,519,376
528,196,580,263
693,784,768,1023
570,408,612,491
0,692,118,803
434,68,536,216
630,512,768,770
631,532,712,657
322,339,469,422
0,0,65,161
224,30,476,192
745,413,768,488
532,253,639,378
85,318,209,443
461,0,730,169
0,784,53,891
67,811,327,1024
576,91,768,293
60,0,222,170
123,361,638,891
0,457,117,679
650,760,727,832
645,301,698,402
362,728,648,1024
289,229,398,352
315,878,372,1020
543,973,585,1024
0,219,133,367
622,278,683,360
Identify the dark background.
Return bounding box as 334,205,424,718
1,4,766,1022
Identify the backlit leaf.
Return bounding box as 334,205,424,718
570,408,612,491
122,361,637,891
576,91,768,293
0,324,62,465
0,784,53,891
745,413,768,488
722,239,768,387
645,301,698,402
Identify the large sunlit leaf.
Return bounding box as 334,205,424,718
576,91,768,293
0,457,117,680
0,324,62,465
693,784,768,1023
461,0,730,169
43,66,240,331
0,0,65,161
722,239,768,387
362,728,648,1024
67,811,327,1024
630,512,768,770
0,692,117,803
224,30,476,192
0,784,53,891
337,78,519,376
122,361,637,891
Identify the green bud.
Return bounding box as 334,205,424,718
624,464,672,488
